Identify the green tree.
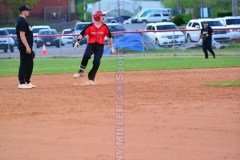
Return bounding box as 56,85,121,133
162,0,232,18
0,0,39,23
77,0,98,21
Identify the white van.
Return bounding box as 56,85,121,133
217,16,240,39
132,8,171,23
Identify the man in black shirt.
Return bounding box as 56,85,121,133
16,5,36,89
200,21,216,59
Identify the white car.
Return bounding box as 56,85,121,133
32,25,51,42
186,19,231,42
72,22,91,45
61,29,73,45
1,27,17,46
132,8,172,23
135,12,171,23
145,22,185,46
217,16,240,39
0,29,15,53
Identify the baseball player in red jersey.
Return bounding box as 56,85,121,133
73,10,115,86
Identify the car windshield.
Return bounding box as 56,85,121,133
39,30,57,35
63,30,72,34
108,25,126,32
201,21,223,26
0,30,8,35
156,25,178,30
6,29,16,35
76,23,90,30
226,19,240,25
32,28,49,33
140,10,153,17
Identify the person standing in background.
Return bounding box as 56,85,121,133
200,21,216,59
16,5,36,89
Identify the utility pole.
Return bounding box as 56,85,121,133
232,0,238,16
83,0,86,21
98,0,101,10
201,0,206,18
177,0,182,14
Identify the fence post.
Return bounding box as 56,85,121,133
142,31,145,56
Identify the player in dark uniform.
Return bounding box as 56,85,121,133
200,21,216,59
73,10,115,86
16,5,36,89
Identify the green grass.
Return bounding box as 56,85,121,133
203,80,240,87
0,56,240,76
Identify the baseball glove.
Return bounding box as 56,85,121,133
201,34,208,40
31,51,35,59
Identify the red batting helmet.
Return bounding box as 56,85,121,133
93,10,105,21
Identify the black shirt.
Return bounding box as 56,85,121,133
16,17,33,48
201,26,213,41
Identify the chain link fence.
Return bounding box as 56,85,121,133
0,29,240,59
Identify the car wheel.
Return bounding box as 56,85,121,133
4,49,7,53
142,20,147,23
162,19,167,22
56,44,60,48
187,34,192,42
155,38,160,46
10,46,14,52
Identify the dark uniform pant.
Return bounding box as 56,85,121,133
18,47,33,84
80,43,104,81
202,40,215,58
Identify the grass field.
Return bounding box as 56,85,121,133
0,56,240,76
203,80,240,87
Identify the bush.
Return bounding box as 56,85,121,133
217,12,232,17
182,14,192,24
173,15,185,26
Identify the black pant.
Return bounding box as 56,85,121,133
202,40,215,58
80,43,104,81
18,47,34,84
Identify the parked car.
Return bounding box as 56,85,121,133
123,18,133,24
1,27,17,46
134,12,171,23
61,29,73,45
217,16,240,39
132,8,172,23
72,22,91,46
36,29,61,48
32,25,51,42
186,19,231,42
0,29,15,53
145,22,185,47
105,23,126,43
107,23,126,32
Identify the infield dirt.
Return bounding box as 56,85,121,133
0,68,240,160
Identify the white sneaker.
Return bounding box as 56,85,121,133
73,72,84,78
27,83,37,88
80,80,97,86
18,84,32,89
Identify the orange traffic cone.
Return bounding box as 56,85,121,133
42,43,47,56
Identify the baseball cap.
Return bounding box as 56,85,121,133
93,10,106,17
19,5,31,12
203,21,208,24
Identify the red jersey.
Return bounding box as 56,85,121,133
80,23,112,44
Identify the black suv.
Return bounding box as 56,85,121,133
36,29,61,48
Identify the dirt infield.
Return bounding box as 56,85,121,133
0,68,240,160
